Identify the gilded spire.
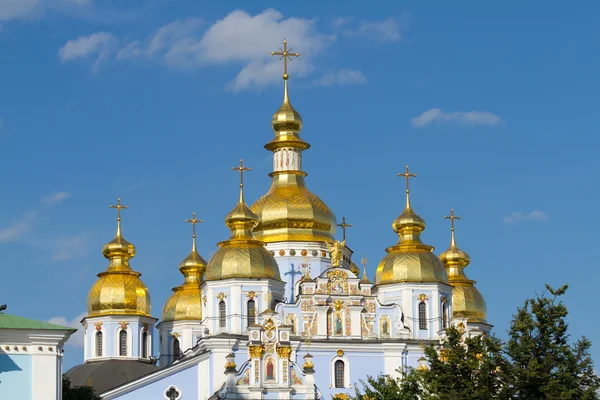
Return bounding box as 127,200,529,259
103,197,136,270
375,167,448,286
226,159,259,238
87,198,151,317
392,165,427,246
161,212,207,322
109,198,128,238
205,161,281,281
266,39,308,151
185,212,202,253
439,209,471,280
360,256,371,284
398,165,417,210
439,210,487,323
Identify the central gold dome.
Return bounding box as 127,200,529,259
87,221,151,317
251,171,336,243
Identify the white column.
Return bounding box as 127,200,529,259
273,148,303,172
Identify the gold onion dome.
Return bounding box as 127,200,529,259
251,41,336,243
162,213,207,322
439,210,487,323
87,199,151,317
375,167,449,286
206,161,282,281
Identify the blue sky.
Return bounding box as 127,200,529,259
0,1,598,370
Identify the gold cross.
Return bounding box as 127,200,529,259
361,256,368,267
110,198,128,221
337,216,353,241
443,209,461,231
271,39,301,80
232,159,251,189
185,212,203,238
398,165,417,194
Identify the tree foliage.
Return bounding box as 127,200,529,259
62,374,101,400
505,284,600,399
350,284,600,400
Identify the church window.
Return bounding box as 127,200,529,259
419,302,427,330
247,299,256,326
266,359,274,380
442,302,449,329
119,330,127,356
95,331,103,357
165,386,181,400
142,331,148,358
173,338,181,360
334,360,345,388
219,300,226,328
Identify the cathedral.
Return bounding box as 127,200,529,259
65,40,491,400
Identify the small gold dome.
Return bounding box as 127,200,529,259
451,284,487,322
206,182,282,281
265,78,309,152
375,169,448,286
439,209,487,323
350,261,360,276
87,213,151,317
162,216,207,322
251,171,336,243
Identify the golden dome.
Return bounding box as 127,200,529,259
87,201,151,317
206,168,282,281
375,167,448,286
439,209,487,323
251,172,336,243
265,64,309,152
162,213,207,322
350,261,360,276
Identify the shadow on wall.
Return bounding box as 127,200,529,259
0,351,23,374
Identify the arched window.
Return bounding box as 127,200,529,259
219,301,226,328
247,299,256,326
334,360,345,388
442,302,448,329
173,338,181,360
141,331,148,358
96,331,103,357
119,330,127,356
418,302,427,330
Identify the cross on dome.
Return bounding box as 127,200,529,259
337,216,353,241
232,159,251,203
444,209,462,247
110,197,128,236
398,165,417,208
271,39,301,80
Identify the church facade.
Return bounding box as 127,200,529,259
66,40,491,400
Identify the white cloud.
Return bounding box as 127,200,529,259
411,108,502,128
309,69,367,87
0,0,39,21
57,32,116,71
48,312,86,347
50,233,91,261
61,9,403,90
0,0,91,22
41,191,71,206
0,210,38,241
503,210,549,224
346,17,403,42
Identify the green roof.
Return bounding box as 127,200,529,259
0,313,76,331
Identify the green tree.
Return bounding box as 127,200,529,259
351,326,508,400
505,284,600,400
351,367,422,400
62,374,101,400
